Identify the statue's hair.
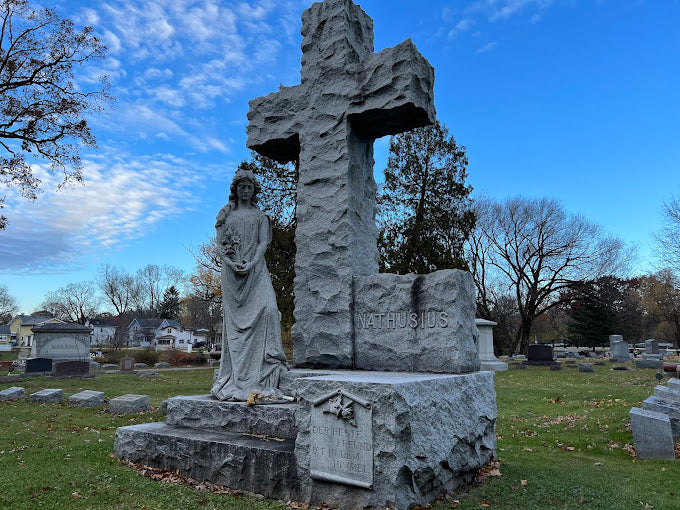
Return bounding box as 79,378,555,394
228,168,261,206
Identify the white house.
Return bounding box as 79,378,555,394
127,318,206,351
86,318,118,345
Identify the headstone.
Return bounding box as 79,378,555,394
154,362,172,368
549,363,562,371
476,319,508,372
53,360,90,378
28,388,64,403
642,396,680,440
134,363,149,369
69,390,106,408
527,344,554,366
0,386,25,401
645,339,660,355
609,336,632,362
613,366,632,371
30,323,92,361
24,357,52,375
654,385,680,404
578,363,594,373
109,394,150,414
629,407,675,460
635,359,664,369
120,357,135,373
102,363,119,370
668,379,680,391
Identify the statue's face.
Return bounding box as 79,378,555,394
236,179,255,202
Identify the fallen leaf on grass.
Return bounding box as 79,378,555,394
520,480,527,486
480,501,491,507
71,492,80,499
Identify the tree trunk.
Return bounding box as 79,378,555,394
517,318,534,355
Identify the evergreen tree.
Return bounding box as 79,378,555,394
379,119,475,274
158,286,180,321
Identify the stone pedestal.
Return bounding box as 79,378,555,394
114,370,496,510
475,319,507,372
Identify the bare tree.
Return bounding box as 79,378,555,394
654,194,680,276
467,196,632,354
42,280,100,324
0,0,112,228
0,283,17,323
638,269,680,346
96,264,136,315
133,264,184,316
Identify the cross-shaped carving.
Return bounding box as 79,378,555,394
246,0,435,368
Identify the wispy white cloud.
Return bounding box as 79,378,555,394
1,153,223,272
476,41,498,54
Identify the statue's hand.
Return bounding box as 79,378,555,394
234,260,254,275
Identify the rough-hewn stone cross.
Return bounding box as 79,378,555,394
247,0,435,368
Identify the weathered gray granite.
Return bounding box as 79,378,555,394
134,363,149,369
102,363,119,370
635,359,664,369
114,422,299,500
109,394,150,414
655,385,680,404
353,271,480,373
69,390,105,408
165,395,298,439
668,379,680,391
30,323,92,361
294,371,497,509
0,386,25,401
29,388,64,403
154,362,172,368
630,407,675,460
476,318,508,372
642,396,680,440
645,339,660,355
609,337,631,362
578,363,594,373
247,0,435,369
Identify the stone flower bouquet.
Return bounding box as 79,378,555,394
219,228,245,266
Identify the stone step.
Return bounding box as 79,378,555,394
165,395,298,440
114,422,300,501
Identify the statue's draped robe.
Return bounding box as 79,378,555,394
211,206,288,401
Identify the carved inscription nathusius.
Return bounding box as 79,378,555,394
355,311,448,329
310,389,373,489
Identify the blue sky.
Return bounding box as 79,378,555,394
1,0,679,314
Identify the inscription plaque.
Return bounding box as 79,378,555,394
310,389,373,489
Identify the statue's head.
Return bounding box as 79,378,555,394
228,168,261,206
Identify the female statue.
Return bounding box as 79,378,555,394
211,169,289,402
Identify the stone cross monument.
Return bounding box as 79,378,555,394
247,0,435,368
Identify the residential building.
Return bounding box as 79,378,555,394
8,315,65,348
0,325,11,351
86,318,118,345
127,318,208,351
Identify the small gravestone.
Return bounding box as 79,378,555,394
0,386,25,401
613,366,632,371
134,362,149,369
630,407,675,460
109,394,150,414
642,396,680,439
669,379,680,391
25,357,52,375
102,363,119,370
154,362,172,368
655,385,680,404
120,357,135,373
609,335,631,362
527,344,554,366
578,363,594,373
645,339,660,355
69,390,106,408
549,363,562,371
53,360,90,378
29,388,64,403
635,358,664,369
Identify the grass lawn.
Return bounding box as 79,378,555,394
0,365,677,509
